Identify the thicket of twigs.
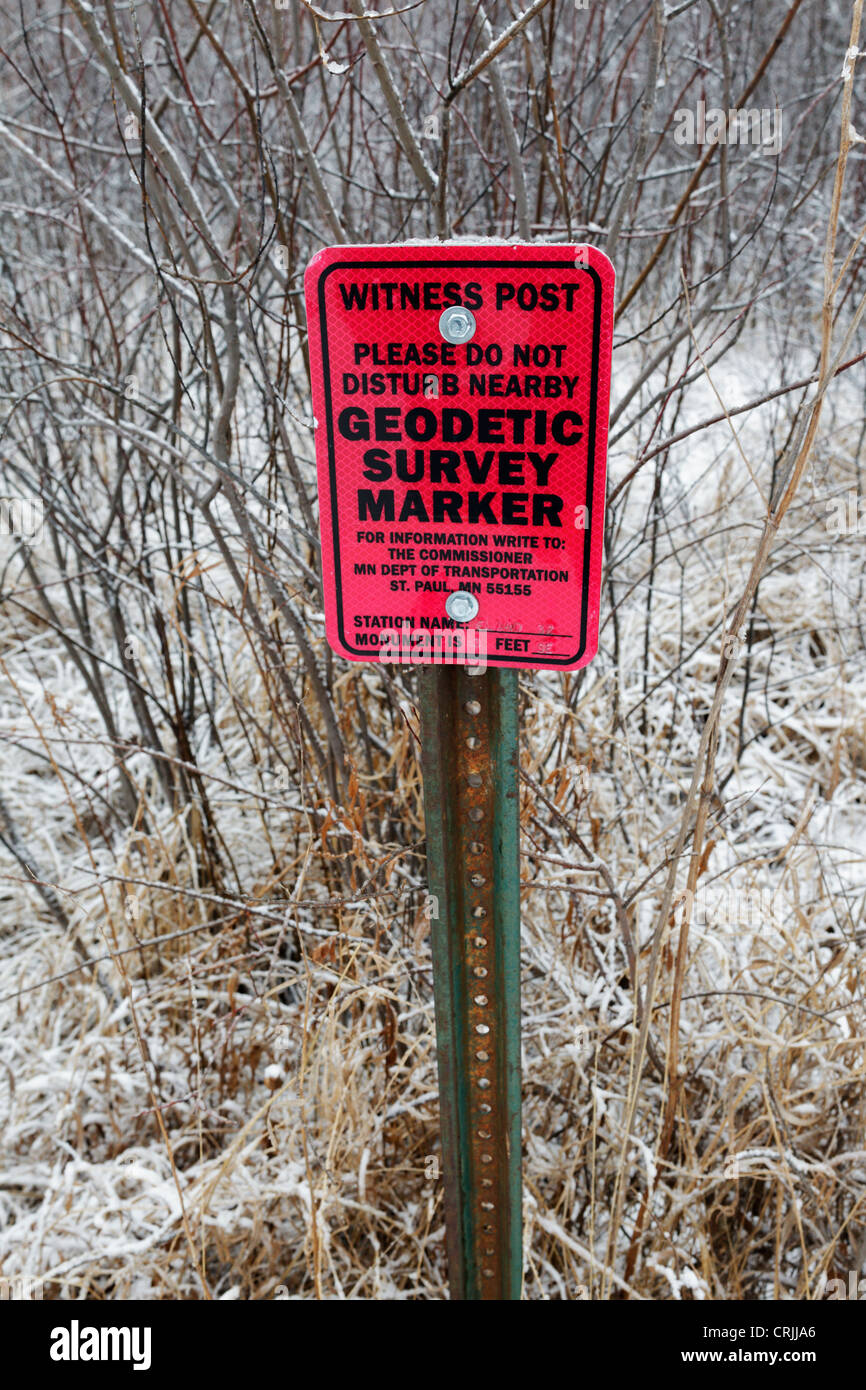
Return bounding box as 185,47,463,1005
1,0,865,1299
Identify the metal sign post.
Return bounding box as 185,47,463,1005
417,664,521,1300
305,243,614,1300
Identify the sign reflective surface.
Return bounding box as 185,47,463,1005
305,243,614,670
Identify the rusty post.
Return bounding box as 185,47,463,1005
417,664,522,1300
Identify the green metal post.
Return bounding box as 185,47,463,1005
417,664,522,1300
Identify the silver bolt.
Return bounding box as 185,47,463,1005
445,589,479,623
439,306,477,344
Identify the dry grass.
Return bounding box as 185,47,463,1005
2,361,865,1301
1,0,865,1302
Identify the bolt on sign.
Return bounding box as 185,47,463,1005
305,244,615,671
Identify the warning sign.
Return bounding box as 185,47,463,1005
304,243,614,671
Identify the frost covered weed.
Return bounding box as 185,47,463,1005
1,0,865,1302
1,394,864,1300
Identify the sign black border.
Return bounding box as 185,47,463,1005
315,255,605,666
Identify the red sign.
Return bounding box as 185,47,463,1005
304,243,614,670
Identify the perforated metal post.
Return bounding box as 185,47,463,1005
418,665,522,1301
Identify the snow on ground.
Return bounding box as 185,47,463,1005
1,319,865,1300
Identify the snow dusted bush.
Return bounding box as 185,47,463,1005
1,0,865,1299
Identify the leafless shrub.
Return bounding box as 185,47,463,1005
0,0,864,1300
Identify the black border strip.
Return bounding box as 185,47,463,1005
316,257,605,666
